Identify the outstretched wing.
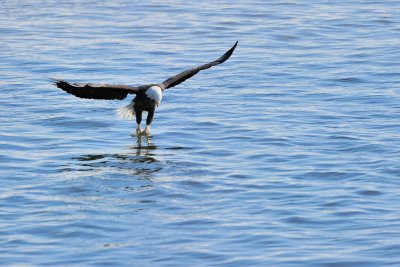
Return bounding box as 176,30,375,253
53,80,142,100
160,41,238,89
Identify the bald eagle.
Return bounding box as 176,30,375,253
53,41,238,136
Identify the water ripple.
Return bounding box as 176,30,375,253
1,0,400,266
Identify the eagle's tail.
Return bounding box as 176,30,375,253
118,101,135,120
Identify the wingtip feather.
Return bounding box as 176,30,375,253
47,77,62,85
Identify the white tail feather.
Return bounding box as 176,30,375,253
118,101,135,120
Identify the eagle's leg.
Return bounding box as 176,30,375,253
135,109,143,135
143,109,155,136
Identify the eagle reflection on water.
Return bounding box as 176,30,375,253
69,136,161,178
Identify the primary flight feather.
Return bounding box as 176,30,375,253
53,41,238,136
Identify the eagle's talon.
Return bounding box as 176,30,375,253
136,125,142,136
142,126,151,136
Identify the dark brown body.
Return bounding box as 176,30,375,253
133,92,156,126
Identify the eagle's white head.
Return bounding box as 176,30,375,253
146,86,163,107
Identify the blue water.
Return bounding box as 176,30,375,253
1,1,400,266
